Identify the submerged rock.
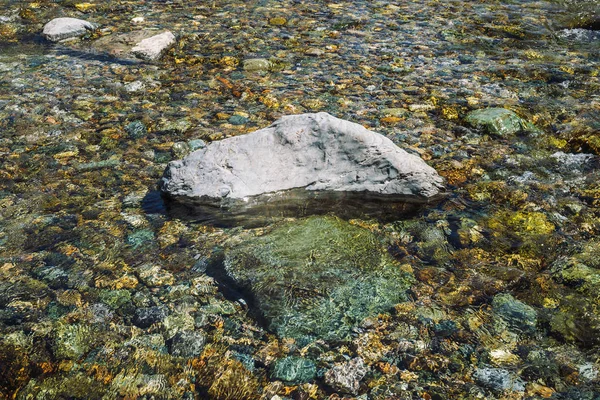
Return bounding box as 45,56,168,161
167,331,206,358
52,323,94,360
133,306,169,329
125,120,147,139
161,112,444,225
243,58,271,72
215,216,415,343
474,366,525,393
465,108,538,137
43,18,96,42
492,293,537,334
271,356,317,384
324,357,368,395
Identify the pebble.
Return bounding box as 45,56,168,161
167,331,206,358
228,115,248,125
133,306,169,329
550,151,594,168
492,293,538,334
171,141,191,158
124,81,146,93
137,264,175,287
305,48,324,56
187,139,206,151
473,367,525,393
125,120,147,138
243,58,271,72
381,108,409,118
269,17,287,26
324,357,367,395
76,158,120,171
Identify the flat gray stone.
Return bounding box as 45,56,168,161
161,113,444,223
131,31,176,61
43,18,96,42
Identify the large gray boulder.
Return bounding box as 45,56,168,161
43,18,96,42
160,113,444,223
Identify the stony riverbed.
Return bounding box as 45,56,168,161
1,0,599,398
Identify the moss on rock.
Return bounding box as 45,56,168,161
465,108,540,137
221,216,415,343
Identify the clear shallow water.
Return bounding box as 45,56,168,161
0,0,599,398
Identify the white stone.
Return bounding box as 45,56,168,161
131,31,176,61
324,357,368,395
124,80,146,93
161,112,445,201
43,18,96,42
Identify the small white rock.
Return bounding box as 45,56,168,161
579,363,598,381
131,31,176,61
124,80,146,93
43,17,96,42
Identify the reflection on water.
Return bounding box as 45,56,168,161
161,188,440,227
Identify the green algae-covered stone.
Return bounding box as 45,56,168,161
126,229,155,249
52,323,94,360
99,289,131,309
492,293,537,334
551,240,600,295
221,216,415,343
271,356,317,384
125,120,147,139
549,294,600,347
465,108,537,137
228,115,248,125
